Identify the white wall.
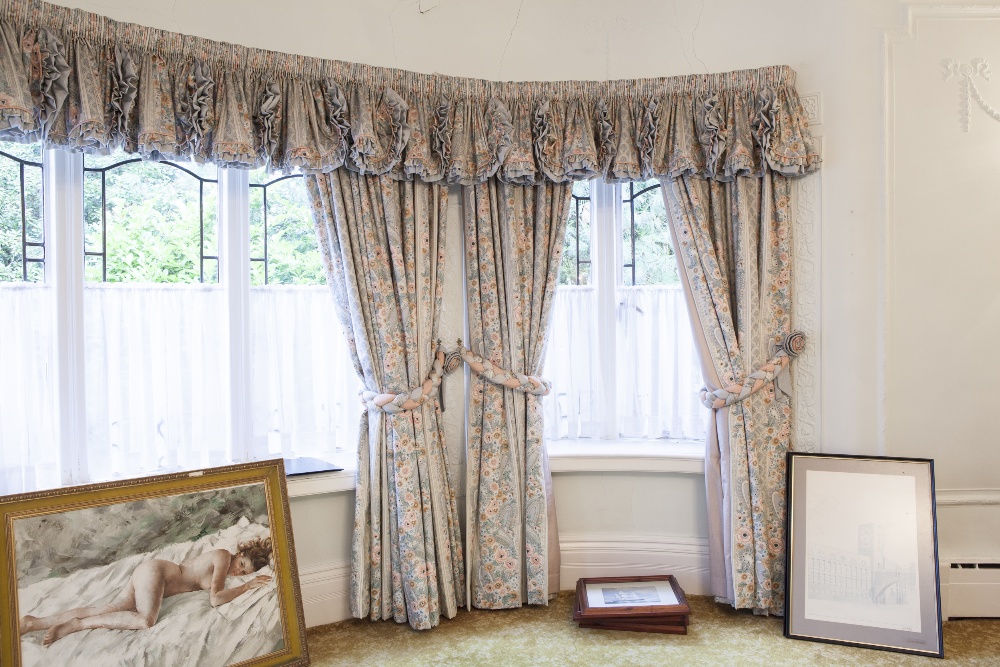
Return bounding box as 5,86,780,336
48,0,1000,621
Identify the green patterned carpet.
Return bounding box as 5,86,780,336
306,592,1000,666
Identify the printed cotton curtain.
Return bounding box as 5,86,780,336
661,172,805,615
0,0,821,625
463,181,570,607
306,171,464,629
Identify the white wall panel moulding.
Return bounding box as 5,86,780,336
286,470,356,497
799,92,823,126
792,134,822,454
880,2,1000,458
548,440,705,474
936,489,1000,506
298,560,352,627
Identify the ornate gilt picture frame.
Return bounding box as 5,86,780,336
0,459,309,667
784,453,943,658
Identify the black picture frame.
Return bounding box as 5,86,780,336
784,452,943,658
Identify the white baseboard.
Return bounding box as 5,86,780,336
298,560,352,627
296,534,711,627
559,533,710,596
941,562,1000,620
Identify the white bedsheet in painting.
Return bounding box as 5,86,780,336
18,517,284,667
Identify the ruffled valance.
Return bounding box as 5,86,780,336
0,0,820,183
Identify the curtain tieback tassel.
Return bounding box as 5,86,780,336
699,331,805,409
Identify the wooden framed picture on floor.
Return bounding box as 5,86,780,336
573,575,690,634
784,452,943,658
0,459,309,667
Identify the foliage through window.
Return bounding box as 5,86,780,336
0,142,44,282
622,180,679,286
559,179,591,286
83,153,219,284
249,169,326,286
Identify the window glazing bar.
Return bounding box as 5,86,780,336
219,166,253,463
44,147,88,485
591,179,620,438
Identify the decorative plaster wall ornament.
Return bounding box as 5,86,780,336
942,58,1000,131
792,157,821,454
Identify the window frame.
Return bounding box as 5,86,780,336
546,178,705,448
249,172,306,285
35,148,303,486
0,145,45,281
82,156,221,284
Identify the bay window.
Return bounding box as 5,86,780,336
1,141,706,494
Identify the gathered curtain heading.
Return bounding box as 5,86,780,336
699,331,806,409
361,340,551,414
0,0,819,184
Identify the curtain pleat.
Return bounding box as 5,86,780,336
661,173,793,615
306,170,464,629
463,179,570,608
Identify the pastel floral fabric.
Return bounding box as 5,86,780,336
0,0,825,627
306,170,464,630
463,180,570,608
661,173,795,615
0,0,819,183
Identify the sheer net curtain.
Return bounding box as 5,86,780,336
617,286,704,439
542,286,704,441
0,286,58,493
84,285,228,477
249,286,362,463
82,285,360,479
541,179,705,443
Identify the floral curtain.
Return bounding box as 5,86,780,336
306,170,464,629
660,171,805,615
463,180,570,608
1,0,817,186
0,0,823,625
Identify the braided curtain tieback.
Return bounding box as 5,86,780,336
457,344,552,396
361,339,551,414
699,331,806,409
360,345,453,414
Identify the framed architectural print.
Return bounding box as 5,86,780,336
784,453,943,658
0,460,309,667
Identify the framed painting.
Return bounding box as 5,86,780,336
784,453,943,658
574,575,690,620
0,459,309,667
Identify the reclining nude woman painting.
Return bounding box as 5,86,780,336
19,535,273,644
6,475,299,667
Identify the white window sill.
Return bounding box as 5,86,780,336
286,468,357,498
284,439,707,498
547,438,705,474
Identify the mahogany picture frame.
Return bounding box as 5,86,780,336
573,575,690,622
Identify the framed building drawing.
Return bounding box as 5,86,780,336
784,453,943,658
0,460,309,667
